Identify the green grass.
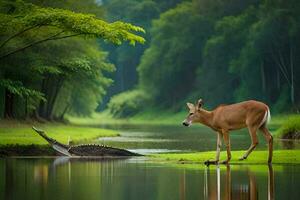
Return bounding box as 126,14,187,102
276,115,300,138
0,120,119,145
151,150,300,164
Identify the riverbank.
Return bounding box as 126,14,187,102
151,150,300,165
0,119,119,146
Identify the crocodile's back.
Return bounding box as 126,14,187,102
68,144,140,156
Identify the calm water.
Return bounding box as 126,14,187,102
0,158,300,200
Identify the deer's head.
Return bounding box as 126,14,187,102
182,99,204,127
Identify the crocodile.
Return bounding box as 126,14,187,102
32,126,141,157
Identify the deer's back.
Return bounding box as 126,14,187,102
212,100,269,130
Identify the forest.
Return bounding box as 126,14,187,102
0,0,299,120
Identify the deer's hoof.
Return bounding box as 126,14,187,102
268,160,272,164
239,156,246,161
220,160,229,165
204,160,218,166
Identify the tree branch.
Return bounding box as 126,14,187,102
0,31,81,60
0,25,39,49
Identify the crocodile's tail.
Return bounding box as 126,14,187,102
32,126,71,156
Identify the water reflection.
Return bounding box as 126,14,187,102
2,158,300,200
203,165,274,200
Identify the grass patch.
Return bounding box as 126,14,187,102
151,150,300,164
276,115,300,139
0,119,119,145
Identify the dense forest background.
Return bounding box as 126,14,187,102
0,0,299,120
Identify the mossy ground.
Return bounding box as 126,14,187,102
151,150,300,165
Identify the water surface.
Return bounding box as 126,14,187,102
0,158,299,200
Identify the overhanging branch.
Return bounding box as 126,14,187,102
0,31,81,60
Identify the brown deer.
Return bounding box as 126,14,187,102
182,99,273,165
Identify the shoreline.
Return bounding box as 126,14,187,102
150,150,300,165
1,145,300,165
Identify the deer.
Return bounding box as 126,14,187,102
182,99,273,165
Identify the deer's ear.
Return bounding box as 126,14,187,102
196,99,203,109
186,102,195,110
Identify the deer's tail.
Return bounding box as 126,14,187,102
259,108,271,128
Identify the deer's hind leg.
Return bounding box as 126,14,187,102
239,126,259,161
260,126,273,163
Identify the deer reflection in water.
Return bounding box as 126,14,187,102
203,165,274,200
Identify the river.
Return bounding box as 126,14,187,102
1,124,300,200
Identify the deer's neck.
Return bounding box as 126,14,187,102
198,109,214,128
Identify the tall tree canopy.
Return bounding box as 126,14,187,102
107,0,300,117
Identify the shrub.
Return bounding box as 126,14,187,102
277,115,300,139
107,89,150,118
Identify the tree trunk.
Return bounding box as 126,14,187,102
290,41,295,105
46,77,64,120
38,76,48,118
4,89,14,118
276,69,280,91
260,61,266,93
58,102,70,121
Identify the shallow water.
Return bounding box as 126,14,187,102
94,124,300,154
0,158,300,200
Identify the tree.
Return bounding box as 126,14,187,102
0,0,145,118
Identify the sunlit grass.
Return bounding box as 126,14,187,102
0,120,119,145
151,150,300,164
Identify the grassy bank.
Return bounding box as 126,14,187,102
0,119,119,145
151,150,300,165
276,115,300,139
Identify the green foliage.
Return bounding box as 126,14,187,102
0,0,145,119
0,0,145,50
101,0,179,107
277,115,300,139
107,89,150,118
138,2,213,106
0,79,45,101
128,0,300,113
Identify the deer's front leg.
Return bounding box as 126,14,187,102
220,131,231,164
204,132,222,166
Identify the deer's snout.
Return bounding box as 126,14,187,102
182,120,190,127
